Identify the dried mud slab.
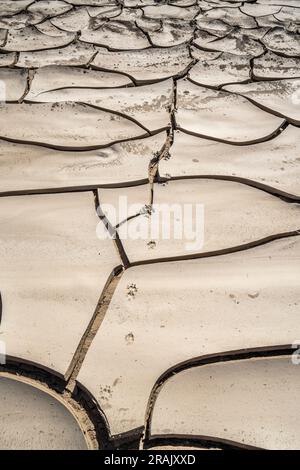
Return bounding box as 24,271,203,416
190,46,221,61
151,356,300,450
195,17,233,37
244,27,270,40
92,45,192,83
87,4,122,18
145,20,194,47
0,192,120,376
188,53,251,87
253,51,300,79
0,28,6,47
241,3,281,16
160,127,300,198
0,133,166,191
51,8,91,32
200,7,257,29
136,16,161,33
256,14,283,29
0,102,146,149
0,52,16,67
225,80,300,125
262,28,300,56
0,377,87,450
35,20,75,37
0,0,33,16
123,0,155,6
27,0,73,18
117,179,300,261
70,0,119,5
27,80,173,133
0,68,27,101
2,26,76,52
17,42,96,68
192,29,219,48
142,4,199,20
111,7,143,23
257,0,300,7
195,0,212,10
27,66,133,99
176,79,284,144
80,21,150,50
170,0,198,6
275,6,300,23
77,236,300,435
0,12,44,30
203,0,242,5
201,30,264,57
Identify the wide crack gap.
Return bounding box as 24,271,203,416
65,264,124,390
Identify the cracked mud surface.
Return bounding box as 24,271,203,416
0,0,299,451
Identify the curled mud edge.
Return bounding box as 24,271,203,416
175,119,289,147
156,174,300,203
0,179,150,199
130,230,300,268
145,434,261,451
0,356,143,450
143,345,295,451
0,358,104,450
0,260,138,450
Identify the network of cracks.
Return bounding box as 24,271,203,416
0,0,300,450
